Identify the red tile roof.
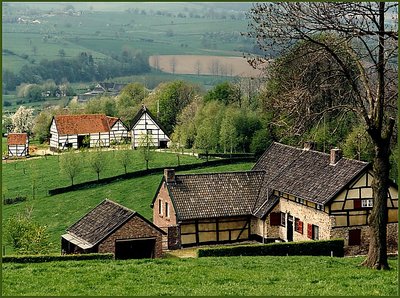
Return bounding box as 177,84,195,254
54,114,114,135
7,133,28,145
107,116,119,128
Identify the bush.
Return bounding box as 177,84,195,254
3,196,27,205
198,239,344,258
2,253,114,263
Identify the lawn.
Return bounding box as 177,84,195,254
2,149,253,253
2,256,398,296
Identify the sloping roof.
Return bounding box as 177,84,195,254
65,199,135,247
166,171,265,220
130,105,170,137
107,116,119,127
7,133,28,145
54,114,111,135
252,142,369,204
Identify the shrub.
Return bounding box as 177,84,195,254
2,253,114,263
3,196,27,205
198,239,344,258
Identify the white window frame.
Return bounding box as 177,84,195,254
316,204,323,211
361,199,373,208
165,202,170,218
280,212,286,227
158,199,163,215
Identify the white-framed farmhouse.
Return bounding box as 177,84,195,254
7,133,29,157
131,105,170,149
50,114,129,151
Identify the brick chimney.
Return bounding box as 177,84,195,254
330,148,342,165
303,141,316,151
164,169,175,183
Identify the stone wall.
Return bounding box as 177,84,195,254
153,181,178,229
331,223,398,256
98,215,164,258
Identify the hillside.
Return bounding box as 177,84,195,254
2,150,253,253
2,255,398,295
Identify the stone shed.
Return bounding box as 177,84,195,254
61,199,166,259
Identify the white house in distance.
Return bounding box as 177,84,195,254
49,114,129,151
7,133,29,157
131,105,170,149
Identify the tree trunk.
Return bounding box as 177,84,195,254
362,143,390,270
146,159,149,170
97,172,100,181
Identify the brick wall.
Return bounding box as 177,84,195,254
331,223,398,256
153,181,178,229
98,215,164,258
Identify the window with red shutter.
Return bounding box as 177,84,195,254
307,223,313,239
349,229,361,246
270,212,281,226
354,199,362,209
298,220,303,234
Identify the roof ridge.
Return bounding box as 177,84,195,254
175,170,265,177
104,198,136,214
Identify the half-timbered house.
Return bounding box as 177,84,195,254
7,133,29,157
49,114,129,151
61,199,166,259
152,142,398,255
130,105,170,149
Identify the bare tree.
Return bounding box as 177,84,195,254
170,57,177,74
246,2,398,270
194,60,202,76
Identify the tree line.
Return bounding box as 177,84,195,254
3,50,150,92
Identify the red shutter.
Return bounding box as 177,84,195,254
307,224,313,239
299,221,304,234
349,229,361,246
270,212,280,226
354,199,362,209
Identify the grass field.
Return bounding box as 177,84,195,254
2,148,253,253
2,256,398,296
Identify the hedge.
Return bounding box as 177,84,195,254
197,239,344,258
3,196,27,205
48,157,254,195
198,153,255,159
2,253,114,263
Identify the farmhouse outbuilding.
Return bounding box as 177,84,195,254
61,199,166,259
50,114,129,151
7,133,29,157
130,105,170,149
152,142,398,255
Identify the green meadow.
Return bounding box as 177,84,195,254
2,256,398,296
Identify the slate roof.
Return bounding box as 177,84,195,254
166,171,265,220
7,133,28,145
253,142,369,204
157,142,370,221
54,114,118,135
65,199,135,247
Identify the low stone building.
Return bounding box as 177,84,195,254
62,199,166,259
7,133,29,157
151,142,398,255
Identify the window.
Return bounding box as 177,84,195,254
270,212,281,226
348,229,361,246
158,199,162,215
147,129,153,135
361,199,373,208
294,218,303,234
307,224,319,240
296,197,305,205
316,204,323,211
313,225,319,240
165,202,170,218
280,212,286,227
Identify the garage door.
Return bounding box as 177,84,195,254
115,238,156,259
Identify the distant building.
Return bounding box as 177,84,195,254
7,133,29,157
61,199,166,259
77,82,127,103
130,105,170,149
49,114,129,151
